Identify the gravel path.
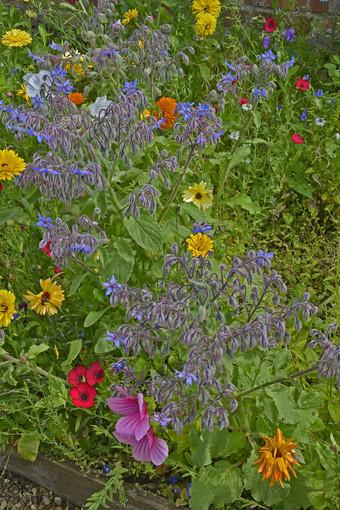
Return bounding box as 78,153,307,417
0,470,82,510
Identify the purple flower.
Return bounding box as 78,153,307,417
220,71,237,84
51,65,67,78
303,74,309,79
106,330,124,348
119,80,138,96
102,275,122,296
286,28,295,42
301,110,307,121
256,249,275,266
68,245,92,252
174,369,198,386
276,104,283,110
263,35,270,48
195,133,207,147
152,414,172,427
31,95,45,109
28,51,45,63
196,103,210,117
36,213,54,228
49,41,63,51
177,101,194,121
314,89,323,97
252,87,268,98
55,79,75,94
260,50,277,62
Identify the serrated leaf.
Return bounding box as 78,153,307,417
124,213,163,252
61,339,83,372
17,431,40,462
84,308,108,328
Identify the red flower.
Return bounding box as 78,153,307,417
0,183,3,193
239,97,249,105
292,133,304,144
68,366,86,386
296,78,309,91
264,18,277,33
86,361,105,385
54,265,63,275
70,382,97,408
42,241,52,257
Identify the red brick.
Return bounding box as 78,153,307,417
330,0,340,13
310,0,329,13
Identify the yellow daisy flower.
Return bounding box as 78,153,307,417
0,150,26,181
0,290,17,327
254,428,301,487
24,278,65,316
182,181,213,210
195,13,217,38
122,9,139,26
186,233,213,257
140,109,151,120
16,84,30,103
62,51,86,75
1,29,32,47
192,0,221,18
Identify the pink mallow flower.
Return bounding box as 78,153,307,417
107,387,168,465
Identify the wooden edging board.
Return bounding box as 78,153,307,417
1,450,186,510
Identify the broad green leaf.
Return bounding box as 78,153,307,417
124,213,163,252
228,145,251,172
84,308,108,328
101,239,135,283
0,208,22,223
189,429,245,468
328,402,340,424
68,272,87,296
95,337,114,354
290,179,313,199
26,344,49,359
227,194,260,214
61,339,83,372
17,431,40,462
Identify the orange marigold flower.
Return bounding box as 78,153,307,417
254,428,301,487
153,97,178,130
69,92,85,105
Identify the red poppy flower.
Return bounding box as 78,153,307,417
264,18,277,33
68,366,86,386
54,265,63,275
42,241,52,257
70,382,97,408
291,133,304,144
86,362,105,385
239,97,249,105
0,183,3,193
296,78,309,91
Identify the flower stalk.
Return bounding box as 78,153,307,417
0,351,69,385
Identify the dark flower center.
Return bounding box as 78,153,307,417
41,291,50,305
80,392,89,401
77,374,83,382
95,370,104,380
1,163,8,168
269,21,274,27
195,193,202,199
0,304,8,312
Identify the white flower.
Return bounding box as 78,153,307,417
242,103,252,111
315,117,326,127
229,131,240,140
335,132,340,140
23,70,51,97
245,158,250,164
89,96,113,117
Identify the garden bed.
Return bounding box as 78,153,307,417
2,450,180,510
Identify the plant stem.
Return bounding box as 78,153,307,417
72,255,98,276
157,145,196,223
236,363,319,399
109,186,124,220
0,352,69,386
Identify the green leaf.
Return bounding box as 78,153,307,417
189,429,245,468
328,402,340,424
17,431,40,462
84,309,108,328
228,145,251,172
190,461,243,510
95,337,114,354
290,178,313,199
61,339,83,372
124,213,163,252
68,272,87,296
101,239,135,283
0,208,22,223
227,194,260,214
26,344,49,359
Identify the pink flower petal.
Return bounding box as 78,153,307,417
134,411,150,441
149,433,169,465
132,434,151,462
107,396,139,415
113,430,136,446
115,412,145,438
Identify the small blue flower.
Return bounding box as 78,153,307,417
33,167,59,175
252,87,268,98
28,51,45,63
256,249,275,266
55,79,75,94
187,482,192,498
195,133,207,147
196,103,210,117
192,225,211,234
260,50,277,62
119,79,138,96
220,71,237,84
152,414,172,427
36,213,54,229
11,68,19,74
224,59,236,71
276,104,283,110
263,35,270,48
285,56,295,68
301,110,307,121
131,309,143,321
35,132,52,143
314,89,323,97
102,465,111,474
168,476,180,485
285,28,295,42
11,313,19,322
106,330,124,348
31,95,45,109
101,275,122,296
68,245,92,253
177,101,194,122
212,130,225,140
174,370,198,386
49,41,63,51
331,99,335,105
10,108,26,122
149,117,165,131
51,65,67,78
70,168,93,176
101,48,120,55
173,487,180,496
303,74,309,79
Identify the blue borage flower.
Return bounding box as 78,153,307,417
28,51,45,63
70,168,93,176
68,245,92,252
174,369,198,386
276,105,283,110
149,117,165,131
152,414,172,427
51,65,67,78
195,133,207,147
220,71,237,84
33,167,59,175
31,95,45,109
303,74,309,79
119,79,138,96
168,476,180,485
212,130,225,140
102,465,111,474
252,87,268,98
256,249,275,266
263,35,270,48
314,89,323,97
55,79,75,94
109,360,126,373
11,68,19,74
49,41,63,51
260,50,277,62
177,101,194,121
101,275,122,296
224,59,236,71
196,103,210,117
101,48,120,55
36,213,54,228
301,110,307,121
106,330,125,348
285,56,295,68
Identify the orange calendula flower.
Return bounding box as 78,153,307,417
69,92,85,105
24,278,65,316
154,97,178,130
254,428,301,487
